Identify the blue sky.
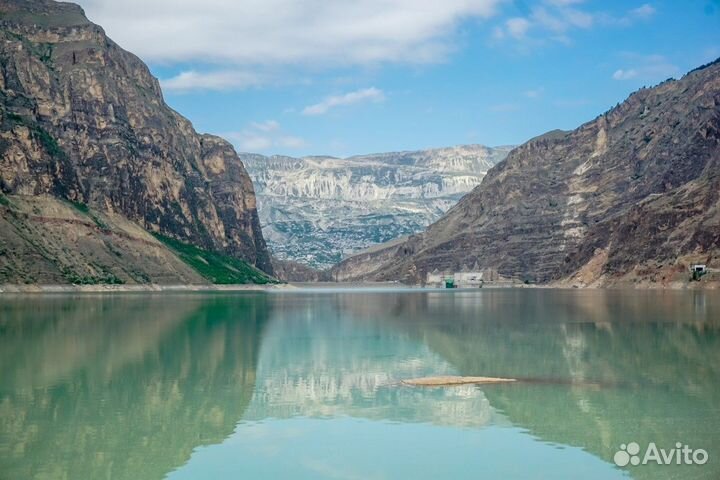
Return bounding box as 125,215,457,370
79,0,720,157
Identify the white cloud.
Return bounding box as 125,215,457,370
531,6,593,33
562,8,593,28
529,8,566,33
493,3,655,47
597,4,657,27
630,4,656,19
302,87,385,116
506,18,531,39
612,53,679,81
160,70,264,92
76,0,502,66
224,121,308,153
493,5,593,45
612,69,638,80
250,120,281,132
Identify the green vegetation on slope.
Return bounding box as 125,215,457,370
66,199,109,229
153,233,276,285
0,191,12,207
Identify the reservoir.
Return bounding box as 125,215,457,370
1,289,718,479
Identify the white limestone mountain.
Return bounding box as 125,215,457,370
241,145,512,269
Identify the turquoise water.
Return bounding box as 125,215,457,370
1,289,718,479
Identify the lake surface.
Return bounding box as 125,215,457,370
1,289,719,479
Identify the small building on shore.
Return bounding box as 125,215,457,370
690,264,707,274
690,264,709,281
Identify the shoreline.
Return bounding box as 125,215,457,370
0,283,297,293
0,282,430,293
0,280,717,293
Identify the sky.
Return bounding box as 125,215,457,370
76,0,720,157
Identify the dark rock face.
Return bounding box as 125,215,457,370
334,60,720,287
0,0,272,274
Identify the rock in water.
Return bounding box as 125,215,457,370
0,0,273,282
401,376,516,386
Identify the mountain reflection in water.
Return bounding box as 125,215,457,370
0,289,718,480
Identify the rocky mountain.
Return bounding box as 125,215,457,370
270,257,333,282
0,0,273,284
242,145,512,269
334,60,720,287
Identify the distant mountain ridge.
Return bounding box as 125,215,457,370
242,145,512,269
333,59,720,287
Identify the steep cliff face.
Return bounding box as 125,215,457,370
334,60,720,287
0,0,272,280
243,145,511,269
